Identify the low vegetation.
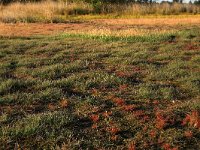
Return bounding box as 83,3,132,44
0,0,200,149
0,20,200,149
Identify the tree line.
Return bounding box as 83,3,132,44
1,0,200,4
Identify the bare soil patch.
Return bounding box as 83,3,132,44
0,18,200,37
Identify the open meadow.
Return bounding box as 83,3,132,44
0,1,200,149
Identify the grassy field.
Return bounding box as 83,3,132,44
0,18,200,149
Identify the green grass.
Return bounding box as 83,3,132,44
0,27,200,149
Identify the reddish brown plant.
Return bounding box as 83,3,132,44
155,112,166,129
90,114,100,122
184,131,193,138
113,97,125,106
123,104,136,112
102,111,112,118
182,111,200,129
128,141,136,150
59,98,68,108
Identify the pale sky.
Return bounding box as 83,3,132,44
157,0,194,3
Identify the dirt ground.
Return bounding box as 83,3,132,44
0,18,200,37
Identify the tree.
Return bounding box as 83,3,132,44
173,0,183,3
194,0,200,4
1,0,43,4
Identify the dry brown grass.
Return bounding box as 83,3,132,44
67,28,176,37
95,18,200,26
0,1,92,23
117,3,200,15
1,17,200,37
0,2,200,23
92,2,200,15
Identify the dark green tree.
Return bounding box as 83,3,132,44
194,0,200,4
